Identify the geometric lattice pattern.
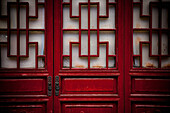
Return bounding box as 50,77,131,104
0,0,46,69
62,0,118,69
133,0,170,69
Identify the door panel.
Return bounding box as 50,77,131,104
131,77,170,94
132,102,170,113
0,102,46,113
0,0,53,112
61,102,117,113
61,77,117,94
0,77,46,95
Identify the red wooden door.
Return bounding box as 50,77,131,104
54,0,124,113
125,0,170,113
0,0,53,113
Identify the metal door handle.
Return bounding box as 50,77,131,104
47,76,52,96
55,76,60,96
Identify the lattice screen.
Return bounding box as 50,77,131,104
61,0,118,69
0,0,46,69
133,0,170,69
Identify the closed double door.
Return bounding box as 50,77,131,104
0,0,170,113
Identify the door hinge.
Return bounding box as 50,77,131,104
55,76,60,96
47,76,52,96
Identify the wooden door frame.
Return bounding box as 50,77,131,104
54,0,61,113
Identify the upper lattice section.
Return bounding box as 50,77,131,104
0,0,46,69
61,0,118,70
132,0,170,69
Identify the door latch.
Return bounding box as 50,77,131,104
55,76,60,96
47,76,52,96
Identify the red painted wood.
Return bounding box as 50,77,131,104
132,1,170,69
0,0,169,113
132,102,170,113
125,0,170,113
61,0,118,70
54,0,124,113
61,77,117,94
54,0,61,113
0,103,46,113
132,78,170,93
0,0,53,112
0,1,47,70
62,103,117,113
0,78,45,92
